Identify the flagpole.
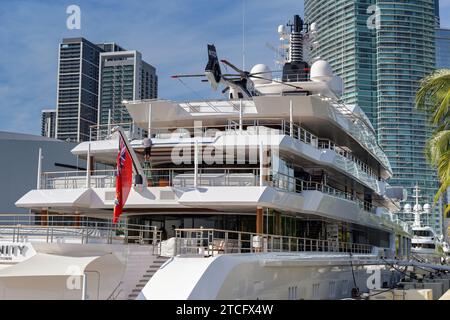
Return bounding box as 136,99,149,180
194,140,199,188
112,126,147,187
36,148,42,190
86,143,91,188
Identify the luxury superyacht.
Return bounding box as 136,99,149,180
2,15,430,300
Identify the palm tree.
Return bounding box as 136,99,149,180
416,69,450,214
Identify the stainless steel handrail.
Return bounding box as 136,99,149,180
38,167,378,214
0,214,161,249
174,228,375,257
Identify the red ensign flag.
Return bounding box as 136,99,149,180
113,135,133,224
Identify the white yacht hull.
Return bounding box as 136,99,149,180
138,253,402,300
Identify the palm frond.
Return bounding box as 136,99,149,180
416,69,450,126
426,130,450,166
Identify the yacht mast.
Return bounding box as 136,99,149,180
413,184,421,228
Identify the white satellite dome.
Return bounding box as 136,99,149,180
310,22,318,33
310,60,333,82
413,204,423,212
250,64,272,85
404,204,412,213
423,203,431,213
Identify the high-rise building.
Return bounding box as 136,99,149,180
436,28,450,68
41,109,56,139
304,0,378,129
98,51,157,127
435,0,441,25
55,38,124,142
436,27,450,240
305,0,442,234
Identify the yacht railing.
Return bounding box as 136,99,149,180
0,214,162,252
145,168,261,188
150,119,379,181
280,120,379,180
274,74,310,83
179,99,248,113
88,118,380,182
41,170,116,189
39,168,377,214
174,228,374,257
269,171,377,214
89,122,146,141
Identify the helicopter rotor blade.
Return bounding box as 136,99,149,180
220,60,245,75
250,75,304,90
171,74,206,79
249,70,283,76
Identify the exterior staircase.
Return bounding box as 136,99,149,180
126,256,170,300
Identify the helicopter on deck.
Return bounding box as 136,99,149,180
171,44,306,100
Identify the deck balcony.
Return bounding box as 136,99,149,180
85,118,387,192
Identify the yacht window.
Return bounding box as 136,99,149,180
413,243,436,249
413,230,433,237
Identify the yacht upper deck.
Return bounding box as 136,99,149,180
120,95,392,176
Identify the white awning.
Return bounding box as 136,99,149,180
15,189,92,209
0,253,100,277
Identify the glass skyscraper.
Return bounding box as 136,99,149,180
55,38,125,142
304,0,378,129
436,28,450,68
436,27,450,239
98,51,157,126
41,109,56,139
305,0,442,234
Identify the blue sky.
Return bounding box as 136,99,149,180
0,0,449,135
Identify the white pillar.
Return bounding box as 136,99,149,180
147,103,152,139
194,140,199,188
259,141,264,187
86,143,91,188
107,109,112,136
289,99,294,137
239,99,243,133
81,273,87,300
36,148,43,189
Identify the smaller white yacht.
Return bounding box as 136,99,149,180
405,186,442,264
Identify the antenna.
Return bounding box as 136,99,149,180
413,184,421,227
414,184,420,209
242,0,246,70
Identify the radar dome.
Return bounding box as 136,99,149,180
310,60,333,82
310,22,318,33
250,64,272,85
413,204,423,212
423,203,431,213
404,204,412,213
